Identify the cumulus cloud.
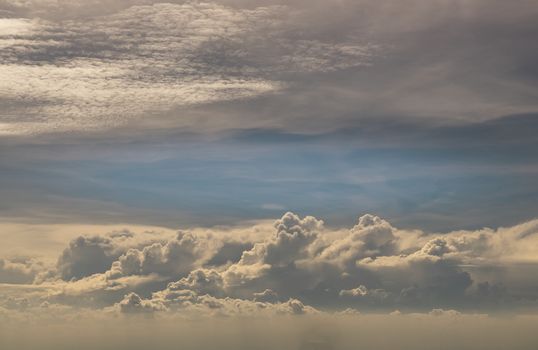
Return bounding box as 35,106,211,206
106,231,203,279
116,292,166,314
339,285,390,303
1,212,538,316
57,235,118,281
0,257,41,284
147,281,316,317
253,288,279,303
164,268,225,297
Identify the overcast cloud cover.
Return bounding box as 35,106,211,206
1,0,538,348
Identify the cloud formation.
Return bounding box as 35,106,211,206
1,212,538,318
0,257,41,284
1,7,538,344
0,1,374,135
3,0,537,138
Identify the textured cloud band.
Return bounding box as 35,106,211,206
1,212,538,320
0,1,374,135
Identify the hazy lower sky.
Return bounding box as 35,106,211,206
1,0,538,349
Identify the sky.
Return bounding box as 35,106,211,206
1,0,538,349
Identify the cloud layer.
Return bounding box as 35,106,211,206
1,5,538,348
0,1,374,135
2,212,538,319
3,0,538,137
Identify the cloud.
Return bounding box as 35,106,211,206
147,282,317,317
0,1,374,136
339,285,389,302
206,241,253,266
428,308,462,318
0,258,41,284
315,214,398,267
1,0,538,141
116,292,166,314
253,288,279,303
107,231,203,279
56,235,118,281
164,268,225,297
2,212,538,316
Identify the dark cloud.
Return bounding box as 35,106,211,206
253,288,279,303
206,241,253,266
57,236,118,281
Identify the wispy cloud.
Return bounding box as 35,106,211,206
0,2,374,135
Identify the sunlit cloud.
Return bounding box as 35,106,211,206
0,2,374,135
1,212,538,317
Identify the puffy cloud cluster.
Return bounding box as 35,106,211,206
57,236,118,281
116,292,166,314
1,212,538,318
106,232,203,279
0,257,41,284
108,265,317,317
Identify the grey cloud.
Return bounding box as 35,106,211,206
1,0,538,139
107,231,203,279
339,285,389,301
339,285,392,308
117,291,166,314
3,212,538,314
1,296,30,310
147,281,317,317
206,241,253,266
253,289,279,303
180,0,538,133
0,258,40,284
0,1,374,136
54,229,174,281
166,268,225,297
57,236,118,281
125,213,537,311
